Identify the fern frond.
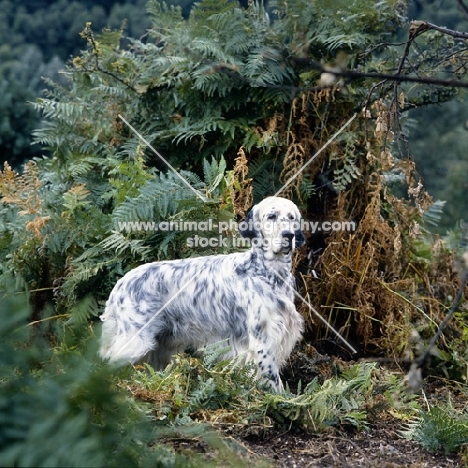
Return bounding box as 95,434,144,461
244,46,294,85
35,99,87,123
99,231,152,258
202,340,232,369
66,295,100,325
190,39,230,63
422,200,446,227
182,378,217,416
401,403,468,454
112,172,196,224
190,0,238,23
146,0,184,26
203,156,227,192
263,362,376,429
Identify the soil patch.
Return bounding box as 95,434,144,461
243,422,463,467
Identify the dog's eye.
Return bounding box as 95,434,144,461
266,213,277,220
288,214,295,220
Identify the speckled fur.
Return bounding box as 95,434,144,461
99,197,305,390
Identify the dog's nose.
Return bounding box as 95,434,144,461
282,231,294,249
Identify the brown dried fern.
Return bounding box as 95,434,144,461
279,132,306,200
232,146,253,218
0,161,50,238
0,162,42,215
301,161,460,357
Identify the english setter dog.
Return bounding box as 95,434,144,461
99,196,305,390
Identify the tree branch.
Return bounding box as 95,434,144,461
216,62,468,93
410,19,468,39
77,24,138,93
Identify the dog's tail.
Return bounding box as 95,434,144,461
98,303,153,365
98,307,118,361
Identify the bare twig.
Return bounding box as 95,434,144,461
77,24,138,93
457,0,468,21
406,269,468,392
391,29,417,120
411,20,468,39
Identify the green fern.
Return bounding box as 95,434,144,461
146,0,184,26
65,295,100,325
108,151,154,205
401,402,468,454
130,354,378,432
182,378,218,417
422,200,446,227
275,0,400,57
202,340,232,368
203,156,227,197
248,156,283,200
59,257,122,310
191,0,238,20
98,232,152,258
263,362,375,429
112,172,199,224
0,281,211,468
332,156,361,193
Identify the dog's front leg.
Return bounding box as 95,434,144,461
259,350,283,392
248,332,284,392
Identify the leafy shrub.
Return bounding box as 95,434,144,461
0,278,200,467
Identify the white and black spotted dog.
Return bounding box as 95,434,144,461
99,196,305,390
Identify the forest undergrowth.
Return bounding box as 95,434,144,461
1,0,468,465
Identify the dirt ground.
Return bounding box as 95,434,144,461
243,422,463,467
170,416,465,467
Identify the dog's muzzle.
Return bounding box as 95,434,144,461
281,231,295,252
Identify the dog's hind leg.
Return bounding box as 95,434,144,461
141,337,180,370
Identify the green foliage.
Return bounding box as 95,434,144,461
0,0,151,167
263,362,375,430
129,354,415,434
0,276,268,468
2,0,466,228
410,102,468,232
31,0,405,179
108,148,155,204
401,400,468,454
130,342,265,425
275,0,402,56
0,279,181,467
0,278,270,467
0,151,236,320
0,45,62,167
329,131,362,192
1,0,464,367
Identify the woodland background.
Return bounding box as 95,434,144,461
1,0,468,466
0,0,467,230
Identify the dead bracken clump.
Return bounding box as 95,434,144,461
245,94,466,363
299,165,462,360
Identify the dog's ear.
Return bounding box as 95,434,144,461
238,208,258,239
294,229,306,248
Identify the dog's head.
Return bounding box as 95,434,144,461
238,197,305,256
